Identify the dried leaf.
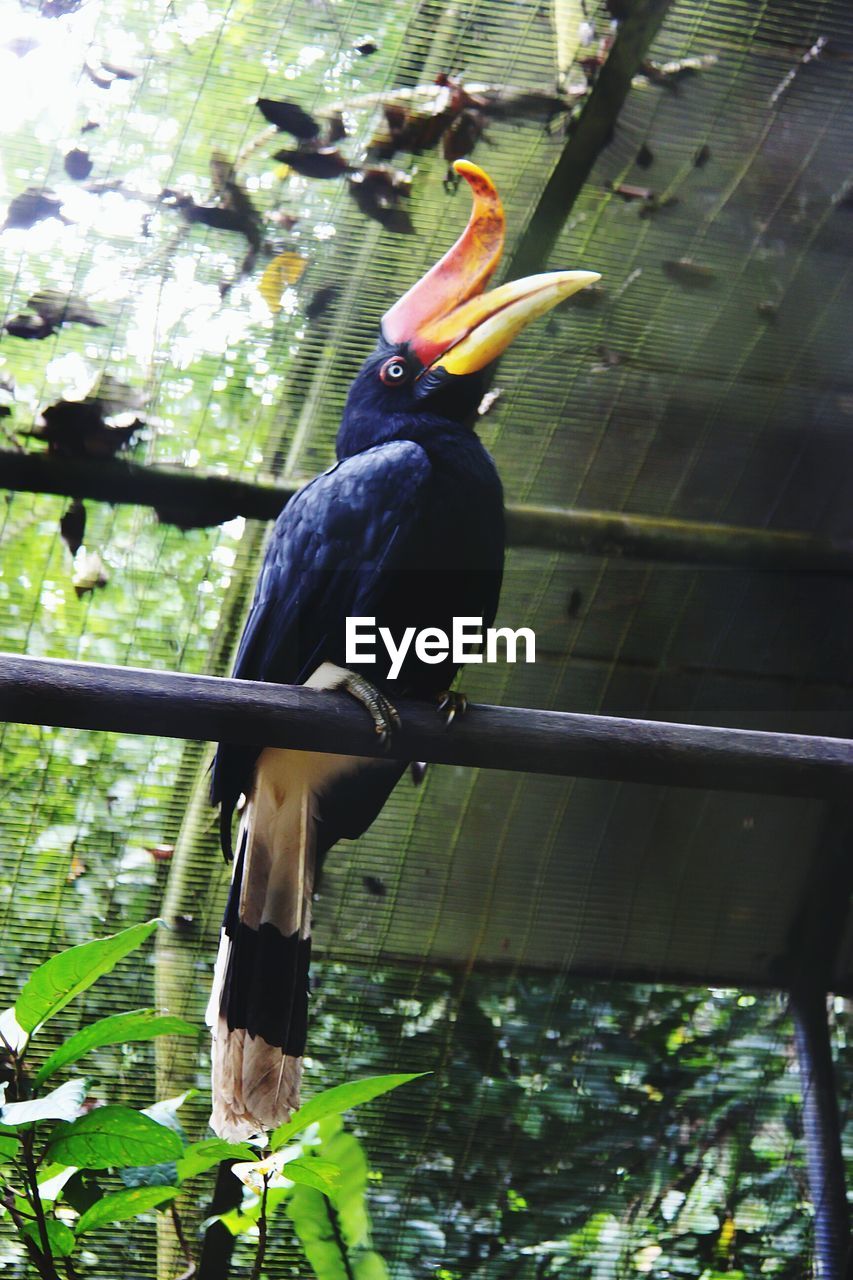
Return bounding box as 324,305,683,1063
442,109,486,165
185,204,248,232
305,284,340,320
64,148,93,180
662,257,717,287
3,187,66,231
28,289,104,328
72,550,108,598
5,314,55,340
256,98,320,139
100,59,136,80
83,54,136,89
25,399,142,459
259,252,308,313
60,499,86,555
272,147,351,180
90,375,147,416
145,844,175,864
324,110,347,143
67,854,87,881
638,54,718,88
349,164,413,231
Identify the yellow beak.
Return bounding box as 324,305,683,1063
381,160,600,378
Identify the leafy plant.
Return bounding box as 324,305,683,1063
0,920,424,1279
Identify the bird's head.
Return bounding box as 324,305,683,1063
338,160,599,455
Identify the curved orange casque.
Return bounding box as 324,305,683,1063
381,160,505,365
382,160,600,376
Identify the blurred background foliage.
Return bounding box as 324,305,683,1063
0,0,851,1274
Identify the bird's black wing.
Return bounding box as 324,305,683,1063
211,439,433,838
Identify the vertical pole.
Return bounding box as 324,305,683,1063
790,981,850,1279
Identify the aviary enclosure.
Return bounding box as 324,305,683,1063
0,0,851,1276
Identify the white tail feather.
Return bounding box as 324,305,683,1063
208,731,362,1139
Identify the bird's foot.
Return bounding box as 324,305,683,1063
436,689,468,727
340,672,401,747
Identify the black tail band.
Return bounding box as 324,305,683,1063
223,920,311,1055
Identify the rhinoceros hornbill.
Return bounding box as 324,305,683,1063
207,160,598,1139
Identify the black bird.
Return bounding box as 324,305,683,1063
207,161,599,1139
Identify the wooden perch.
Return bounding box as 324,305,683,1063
1,652,852,799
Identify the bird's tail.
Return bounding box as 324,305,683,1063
206,749,318,1141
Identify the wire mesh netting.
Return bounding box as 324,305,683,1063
0,0,851,1275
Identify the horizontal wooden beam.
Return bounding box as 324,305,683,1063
1,652,852,798
3,450,852,572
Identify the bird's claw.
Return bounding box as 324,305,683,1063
341,673,401,749
437,690,468,727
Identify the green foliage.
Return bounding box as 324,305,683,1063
20,1220,76,1259
46,1105,184,1169
15,921,161,1034
174,1137,256,1182
34,1010,198,1086
271,1072,428,1149
74,1186,180,1234
0,923,199,1276
0,925,409,1279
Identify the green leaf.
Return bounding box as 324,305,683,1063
118,1090,198,1186
0,1078,87,1127
75,1185,179,1233
271,1073,427,1150
324,1132,368,1247
16,921,162,1034
118,1159,177,1189
352,1251,390,1280
0,1132,19,1161
288,1185,351,1280
46,1105,183,1169
34,1010,198,1085
21,1218,76,1258
282,1156,341,1192
175,1137,256,1182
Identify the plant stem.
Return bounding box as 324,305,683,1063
21,1130,59,1279
170,1202,197,1279
248,1176,269,1280
2,1185,56,1280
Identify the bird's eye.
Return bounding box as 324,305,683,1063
380,355,410,386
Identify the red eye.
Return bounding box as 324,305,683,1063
380,356,409,386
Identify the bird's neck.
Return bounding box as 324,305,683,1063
336,408,470,461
